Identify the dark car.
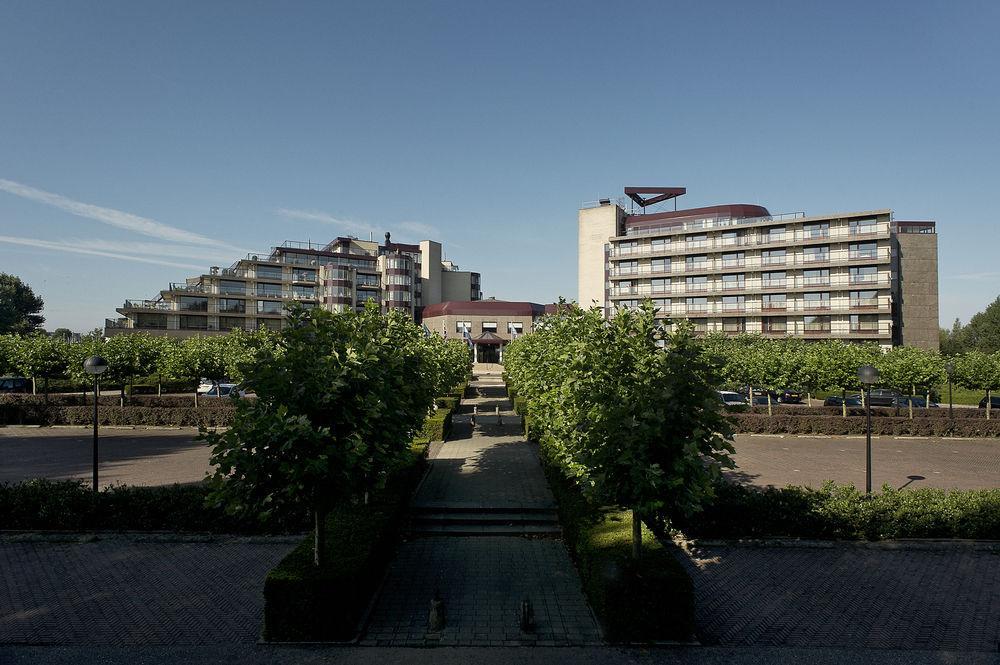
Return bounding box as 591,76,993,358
865,389,901,407
895,395,939,408
0,377,31,393
978,395,1000,409
824,394,862,407
777,389,802,404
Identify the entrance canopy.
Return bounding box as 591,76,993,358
471,331,505,346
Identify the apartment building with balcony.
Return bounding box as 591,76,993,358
105,232,482,337
578,187,939,350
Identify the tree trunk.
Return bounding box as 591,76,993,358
120,385,126,408
766,392,772,417
988,389,992,421
43,377,49,404
157,374,162,397
842,389,847,418
194,388,199,408
31,377,36,395
925,389,930,410
631,508,642,561
314,505,328,567
908,383,914,420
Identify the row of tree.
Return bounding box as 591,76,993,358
0,328,278,405
204,303,472,566
504,302,734,559
701,335,1000,418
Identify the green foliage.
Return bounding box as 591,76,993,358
0,273,45,334
0,403,235,426
420,408,452,441
505,302,734,543
941,296,1000,354
728,412,1000,437
9,333,68,395
673,481,1000,540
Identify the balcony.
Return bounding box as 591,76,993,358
762,303,787,311
850,323,882,333
123,299,173,311
721,281,745,290
291,271,318,283
804,324,832,335
851,298,881,309
761,279,787,289
802,302,831,312
685,305,708,314
848,250,880,260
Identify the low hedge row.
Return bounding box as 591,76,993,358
435,396,460,411
0,404,236,427
672,481,1000,540
0,394,236,408
0,479,308,533
540,440,695,643
730,413,1000,437
736,405,989,419
263,442,428,642
420,407,453,441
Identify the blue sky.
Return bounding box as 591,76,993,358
1,1,997,332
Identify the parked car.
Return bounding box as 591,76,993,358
894,395,939,408
865,389,901,407
717,391,748,406
201,383,247,398
777,389,802,404
824,394,862,407
0,377,31,393
978,395,1000,409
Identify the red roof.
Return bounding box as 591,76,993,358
421,300,547,318
625,204,770,230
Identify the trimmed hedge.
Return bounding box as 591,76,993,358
730,413,1000,437
420,407,453,442
0,394,238,408
673,481,1000,541
541,441,694,643
263,442,427,642
0,479,308,533
737,404,991,419
0,404,236,427
435,396,459,411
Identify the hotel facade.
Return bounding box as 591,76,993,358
106,233,482,337
579,187,939,350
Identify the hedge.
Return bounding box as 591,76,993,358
730,413,1000,437
672,481,1000,541
736,405,991,419
434,396,459,411
420,407,453,442
0,404,236,427
0,394,238,408
263,442,427,642
540,440,694,643
0,479,308,533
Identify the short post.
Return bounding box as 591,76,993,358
471,404,477,427
83,356,109,493
496,404,501,425
945,361,954,420
858,364,879,494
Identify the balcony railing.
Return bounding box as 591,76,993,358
617,219,889,245
123,299,173,310
169,282,205,293
608,276,892,298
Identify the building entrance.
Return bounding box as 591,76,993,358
476,343,501,364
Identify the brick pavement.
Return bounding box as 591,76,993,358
0,535,297,645
676,541,1000,652
362,372,601,646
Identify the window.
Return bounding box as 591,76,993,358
685,297,708,312
218,298,245,313
803,245,829,262
722,295,745,311
763,316,787,333
291,285,315,298
685,254,708,270
651,278,670,293
763,249,786,265
763,271,786,287
256,282,283,297
135,313,167,329
508,322,523,335
387,274,412,285
456,321,472,333
178,296,208,312
256,265,283,280
803,222,829,238
685,275,708,291
617,260,638,275
722,252,745,267
803,315,831,332
766,226,786,241
179,315,207,330
386,257,410,269
219,280,246,295
356,273,379,287
722,318,746,333
259,319,281,331
292,268,317,282
802,268,830,286
803,292,831,309
617,240,638,255
387,289,411,302
688,318,708,333
686,233,708,246
720,230,741,246
652,298,670,310
849,218,878,235
722,273,745,289
219,316,247,331
651,258,670,273
257,300,282,315
482,321,497,333
851,314,880,332
850,242,878,259
850,266,879,283
651,238,669,250
762,293,786,309
850,290,879,307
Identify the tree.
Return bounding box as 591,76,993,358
953,351,1000,419
161,335,230,406
0,334,17,376
0,274,45,334
939,318,966,356
50,328,74,342
12,334,68,397
876,346,945,418
101,333,164,405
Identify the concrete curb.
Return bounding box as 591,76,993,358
675,535,1000,552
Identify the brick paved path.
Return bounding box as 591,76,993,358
677,541,1000,652
362,370,601,646
0,535,296,645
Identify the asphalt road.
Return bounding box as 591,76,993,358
1,427,998,491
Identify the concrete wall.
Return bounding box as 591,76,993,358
895,232,940,350
441,271,474,302
422,312,536,341
578,204,621,312
419,240,443,305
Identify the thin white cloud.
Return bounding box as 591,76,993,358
397,221,440,238
69,238,239,263
0,178,232,248
0,235,205,270
276,208,375,235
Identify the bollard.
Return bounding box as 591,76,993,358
519,597,535,633
496,405,501,425
428,591,446,632
472,405,477,428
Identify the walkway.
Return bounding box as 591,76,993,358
362,369,601,646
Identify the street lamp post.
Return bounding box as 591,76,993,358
945,361,955,420
84,356,109,493
858,364,879,494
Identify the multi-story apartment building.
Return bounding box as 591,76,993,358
579,187,939,350
105,232,482,337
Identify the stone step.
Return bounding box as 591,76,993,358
411,511,558,526
408,523,562,537
411,502,556,514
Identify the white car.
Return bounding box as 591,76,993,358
201,383,247,398
717,390,748,406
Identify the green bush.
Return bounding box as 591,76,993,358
0,479,308,533
0,394,236,408
540,441,694,643
729,413,1000,437
263,443,427,642
420,408,452,441
737,405,989,419
672,481,1000,540
435,395,459,411
0,404,236,427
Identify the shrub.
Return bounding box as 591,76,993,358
420,408,452,441
0,394,238,408
672,481,1000,540
736,405,989,419
728,413,1000,437
0,404,236,427
435,396,459,411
